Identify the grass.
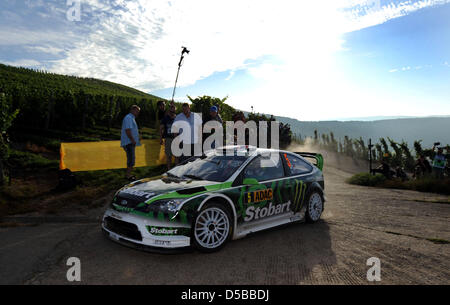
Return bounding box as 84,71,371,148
10,126,159,153
347,172,450,195
8,149,59,170
347,173,387,186
1,125,164,218
0,164,166,217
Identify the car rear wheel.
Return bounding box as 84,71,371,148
305,191,323,223
192,203,232,253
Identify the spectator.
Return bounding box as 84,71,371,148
208,105,223,124
231,111,248,145
203,105,223,149
121,105,141,180
371,154,395,179
173,103,203,162
214,104,223,123
157,100,166,123
160,103,177,170
432,144,447,178
413,154,432,178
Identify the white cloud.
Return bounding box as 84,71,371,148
25,45,64,55
2,0,448,119
340,0,450,32
388,64,431,73
0,28,74,46
3,59,41,67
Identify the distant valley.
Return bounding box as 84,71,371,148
274,115,450,148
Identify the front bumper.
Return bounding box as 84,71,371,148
102,208,191,250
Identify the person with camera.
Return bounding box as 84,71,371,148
432,142,447,178
156,100,166,123
160,103,177,170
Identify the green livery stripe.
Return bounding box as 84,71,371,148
179,210,188,224
300,182,306,209
293,180,306,212
294,181,300,210
277,180,283,203
144,181,233,204
112,204,134,213
205,182,232,191
157,211,165,221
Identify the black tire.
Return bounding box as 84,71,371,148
305,190,324,223
191,202,233,253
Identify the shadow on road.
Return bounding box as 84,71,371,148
93,219,336,284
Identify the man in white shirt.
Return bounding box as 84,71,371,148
120,105,141,180
172,103,202,162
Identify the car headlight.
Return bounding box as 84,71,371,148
158,198,185,213
134,198,185,214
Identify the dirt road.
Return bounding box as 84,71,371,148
1,164,449,284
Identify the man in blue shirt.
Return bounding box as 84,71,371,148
121,105,141,180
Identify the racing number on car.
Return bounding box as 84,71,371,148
244,189,273,203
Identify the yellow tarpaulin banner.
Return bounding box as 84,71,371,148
60,140,167,172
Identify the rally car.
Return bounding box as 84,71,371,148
102,146,325,252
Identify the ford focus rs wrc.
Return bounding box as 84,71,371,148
102,146,325,252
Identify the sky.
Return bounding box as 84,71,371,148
1,0,449,121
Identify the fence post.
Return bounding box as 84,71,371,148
368,138,373,175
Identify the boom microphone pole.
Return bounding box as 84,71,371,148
171,46,190,102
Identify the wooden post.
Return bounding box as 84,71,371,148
368,138,372,173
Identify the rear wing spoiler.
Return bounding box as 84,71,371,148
294,152,324,171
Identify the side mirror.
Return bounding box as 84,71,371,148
243,178,259,186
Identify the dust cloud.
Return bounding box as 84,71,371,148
286,138,369,174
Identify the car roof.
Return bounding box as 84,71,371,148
215,145,289,156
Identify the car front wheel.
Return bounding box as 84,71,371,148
192,203,232,252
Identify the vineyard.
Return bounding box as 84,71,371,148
0,63,165,132
295,131,449,173
297,131,450,194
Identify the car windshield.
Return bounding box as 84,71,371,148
167,154,248,182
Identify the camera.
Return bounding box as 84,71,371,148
434,142,441,146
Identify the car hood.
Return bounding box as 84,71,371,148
115,176,220,204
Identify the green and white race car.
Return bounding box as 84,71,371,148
102,146,325,252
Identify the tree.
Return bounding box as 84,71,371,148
388,137,403,168
0,93,19,185
413,140,423,157
399,141,415,171
375,143,383,161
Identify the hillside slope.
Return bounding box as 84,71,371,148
0,63,159,99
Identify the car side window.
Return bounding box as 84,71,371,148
243,154,284,182
282,153,313,175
